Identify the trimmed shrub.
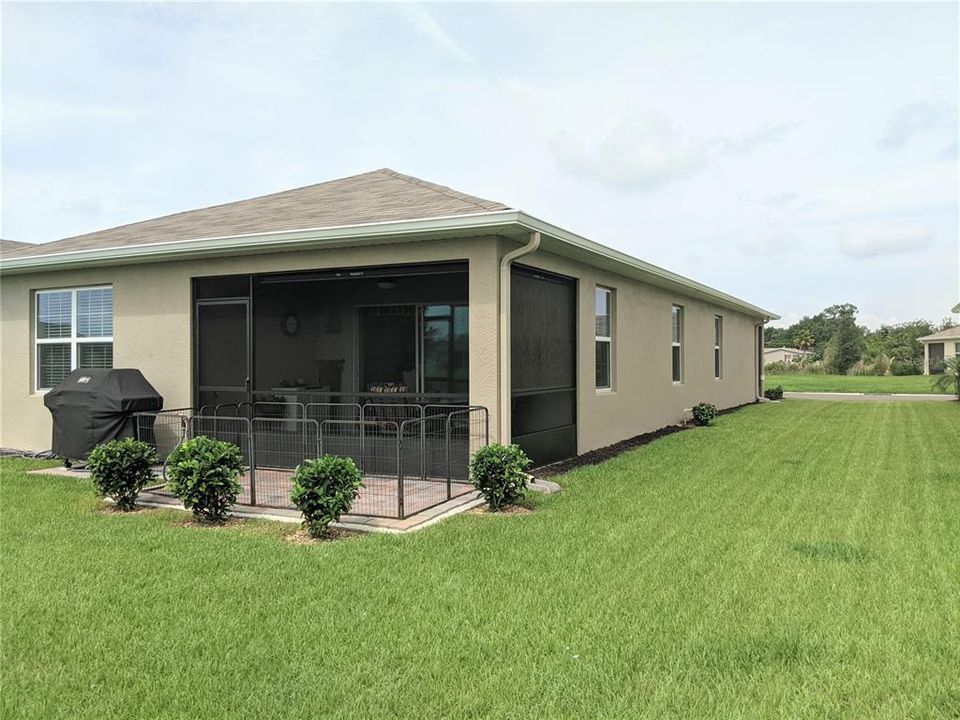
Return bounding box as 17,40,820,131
87,437,158,511
891,359,921,376
469,444,532,511
166,436,244,524
691,402,717,426
290,456,363,538
764,385,784,401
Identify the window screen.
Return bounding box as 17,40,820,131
595,287,612,389
672,305,683,383
511,269,576,392
714,316,723,379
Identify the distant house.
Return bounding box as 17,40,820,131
764,347,812,365
917,326,960,374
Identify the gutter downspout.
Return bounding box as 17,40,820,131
499,231,541,443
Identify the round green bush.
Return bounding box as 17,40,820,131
166,436,244,524
691,402,718,426
764,385,785,401
290,456,363,538
87,438,158,511
469,444,532,511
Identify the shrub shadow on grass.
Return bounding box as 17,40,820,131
690,635,819,677
789,541,872,563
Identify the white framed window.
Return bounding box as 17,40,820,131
714,315,723,379
595,287,613,390
35,287,113,391
671,305,684,383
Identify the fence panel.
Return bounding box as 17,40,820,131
134,410,190,463
320,419,400,518
250,417,319,509
399,415,453,518
191,415,255,505
446,407,489,483
360,403,423,425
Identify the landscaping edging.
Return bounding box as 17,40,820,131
532,400,757,479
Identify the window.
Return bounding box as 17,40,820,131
671,305,684,383
35,287,113,391
714,315,723,379
595,287,613,389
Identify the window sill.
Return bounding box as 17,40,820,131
595,387,616,395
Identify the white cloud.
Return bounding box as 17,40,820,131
839,222,933,259
877,100,957,150
739,226,797,256
550,112,795,192
551,112,710,191
399,5,474,63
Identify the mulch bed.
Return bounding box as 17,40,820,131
283,527,360,545
468,504,533,516
531,401,756,479
172,516,246,530
97,504,157,516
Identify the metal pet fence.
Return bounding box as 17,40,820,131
134,402,489,519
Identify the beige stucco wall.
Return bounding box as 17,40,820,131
0,236,502,452
509,247,762,453
1,235,764,456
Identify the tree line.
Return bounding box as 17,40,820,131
764,304,955,375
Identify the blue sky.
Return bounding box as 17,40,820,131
2,2,957,328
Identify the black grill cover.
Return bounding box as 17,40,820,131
43,369,163,460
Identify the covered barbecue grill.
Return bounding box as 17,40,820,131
43,369,163,462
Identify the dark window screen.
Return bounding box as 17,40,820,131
511,267,576,392
511,265,577,465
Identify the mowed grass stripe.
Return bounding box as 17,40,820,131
2,400,959,719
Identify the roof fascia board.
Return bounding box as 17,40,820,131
0,210,523,275
1,207,777,320
513,211,779,320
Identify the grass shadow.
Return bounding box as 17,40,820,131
789,540,872,563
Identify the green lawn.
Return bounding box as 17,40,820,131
3,401,959,718
766,373,952,395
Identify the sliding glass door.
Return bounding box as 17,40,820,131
358,303,468,395
421,304,468,394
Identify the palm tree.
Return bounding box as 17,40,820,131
794,331,815,366
932,357,960,400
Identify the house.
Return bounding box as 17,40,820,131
764,346,811,365
917,326,960,374
0,169,776,466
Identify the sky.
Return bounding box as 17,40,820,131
2,2,958,328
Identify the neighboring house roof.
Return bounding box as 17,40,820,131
0,168,778,320
764,347,810,354
917,326,960,342
0,239,35,255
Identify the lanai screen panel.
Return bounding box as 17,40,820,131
510,264,577,465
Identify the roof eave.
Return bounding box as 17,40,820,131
0,209,778,320
514,211,779,321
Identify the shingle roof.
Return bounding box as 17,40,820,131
0,239,35,256
917,325,960,342
14,169,511,258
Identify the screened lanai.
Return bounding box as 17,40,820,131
193,261,469,410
